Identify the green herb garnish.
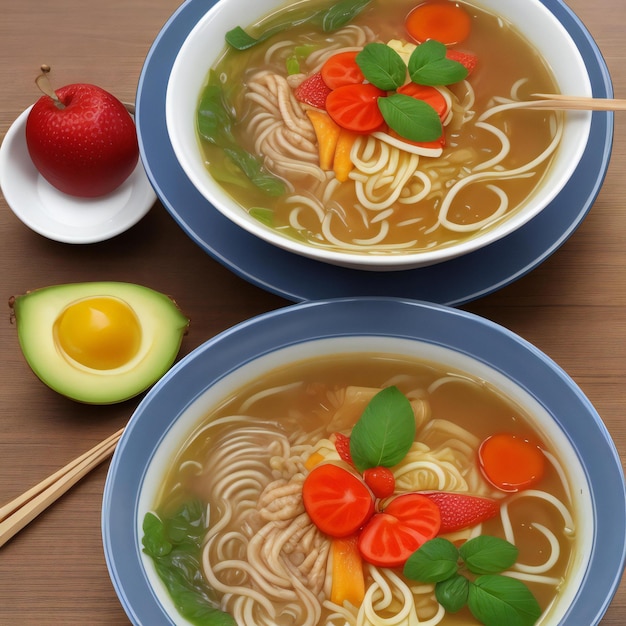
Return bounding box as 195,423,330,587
404,536,542,626
408,39,468,87
378,94,443,142
142,500,235,626
225,0,372,51
349,385,416,472
197,71,286,196
353,40,467,142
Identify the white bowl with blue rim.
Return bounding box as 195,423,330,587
102,297,625,625
164,0,594,271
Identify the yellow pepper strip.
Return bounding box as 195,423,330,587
304,451,326,471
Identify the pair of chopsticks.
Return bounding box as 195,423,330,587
512,93,626,111
0,428,123,548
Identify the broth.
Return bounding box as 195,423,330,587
148,353,575,626
198,0,562,256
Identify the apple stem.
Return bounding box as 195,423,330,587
35,65,65,109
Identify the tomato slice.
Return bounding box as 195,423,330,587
325,83,387,134
321,51,365,89
358,493,441,567
302,463,375,537
396,83,448,121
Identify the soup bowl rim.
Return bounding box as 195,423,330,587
165,0,594,271
102,296,626,625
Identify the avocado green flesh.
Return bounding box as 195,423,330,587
14,282,189,405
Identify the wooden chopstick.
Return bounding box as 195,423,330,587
0,428,124,548
518,93,626,111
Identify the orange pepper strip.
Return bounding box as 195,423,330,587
333,128,358,182
306,109,341,171
331,535,366,607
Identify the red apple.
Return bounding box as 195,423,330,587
25,81,139,198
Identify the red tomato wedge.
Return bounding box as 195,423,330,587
294,72,332,109
420,492,500,533
405,1,472,46
396,82,448,120
332,432,354,466
478,433,546,492
302,463,375,537
358,493,441,567
326,83,386,134
446,49,477,74
321,51,365,89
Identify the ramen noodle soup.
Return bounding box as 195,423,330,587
196,0,564,257
143,353,578,626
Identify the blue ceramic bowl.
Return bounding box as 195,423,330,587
102,297,625,625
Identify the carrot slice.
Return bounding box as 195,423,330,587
405,1,472,46
304,451,326,470
331,535,365,607
325,83,386,134
478,433,546,492
306,109,341,170
333,128,358,182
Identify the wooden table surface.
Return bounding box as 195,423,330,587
1,0,624,623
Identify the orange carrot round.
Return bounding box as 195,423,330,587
478,433,546,492
405,1,472,46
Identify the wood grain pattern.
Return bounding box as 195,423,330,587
0,0,624,623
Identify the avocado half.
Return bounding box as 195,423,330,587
11,282,189,404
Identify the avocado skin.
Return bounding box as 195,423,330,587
12,282,189,405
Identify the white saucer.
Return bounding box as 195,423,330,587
0,106,157,243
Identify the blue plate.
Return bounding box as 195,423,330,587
102,297,625,624
136,0,613,305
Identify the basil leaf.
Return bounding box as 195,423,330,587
356,42,407,91
468,575,542,626
321,0,372,32
408,39,468,86
378,94,442,142
436,573,469,613
404,537,460,583
460,536,519,575
350,386,416,472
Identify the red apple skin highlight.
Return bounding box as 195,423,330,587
25,84,139,198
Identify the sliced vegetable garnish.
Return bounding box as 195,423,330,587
405,1,472,46
358,493,441,567
294,72,332,109
446,48,477,74
321,51,364,89
408,39,468,87
331,535,366,606
363,466,396,499
478,433,546,492
307,110,341,169
325,83,386,134
421,492,500,533
349,386,416,472
332,431,354,465
396,82,448,120
333,128,359,181
302,463,375,537
320,0,372,32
